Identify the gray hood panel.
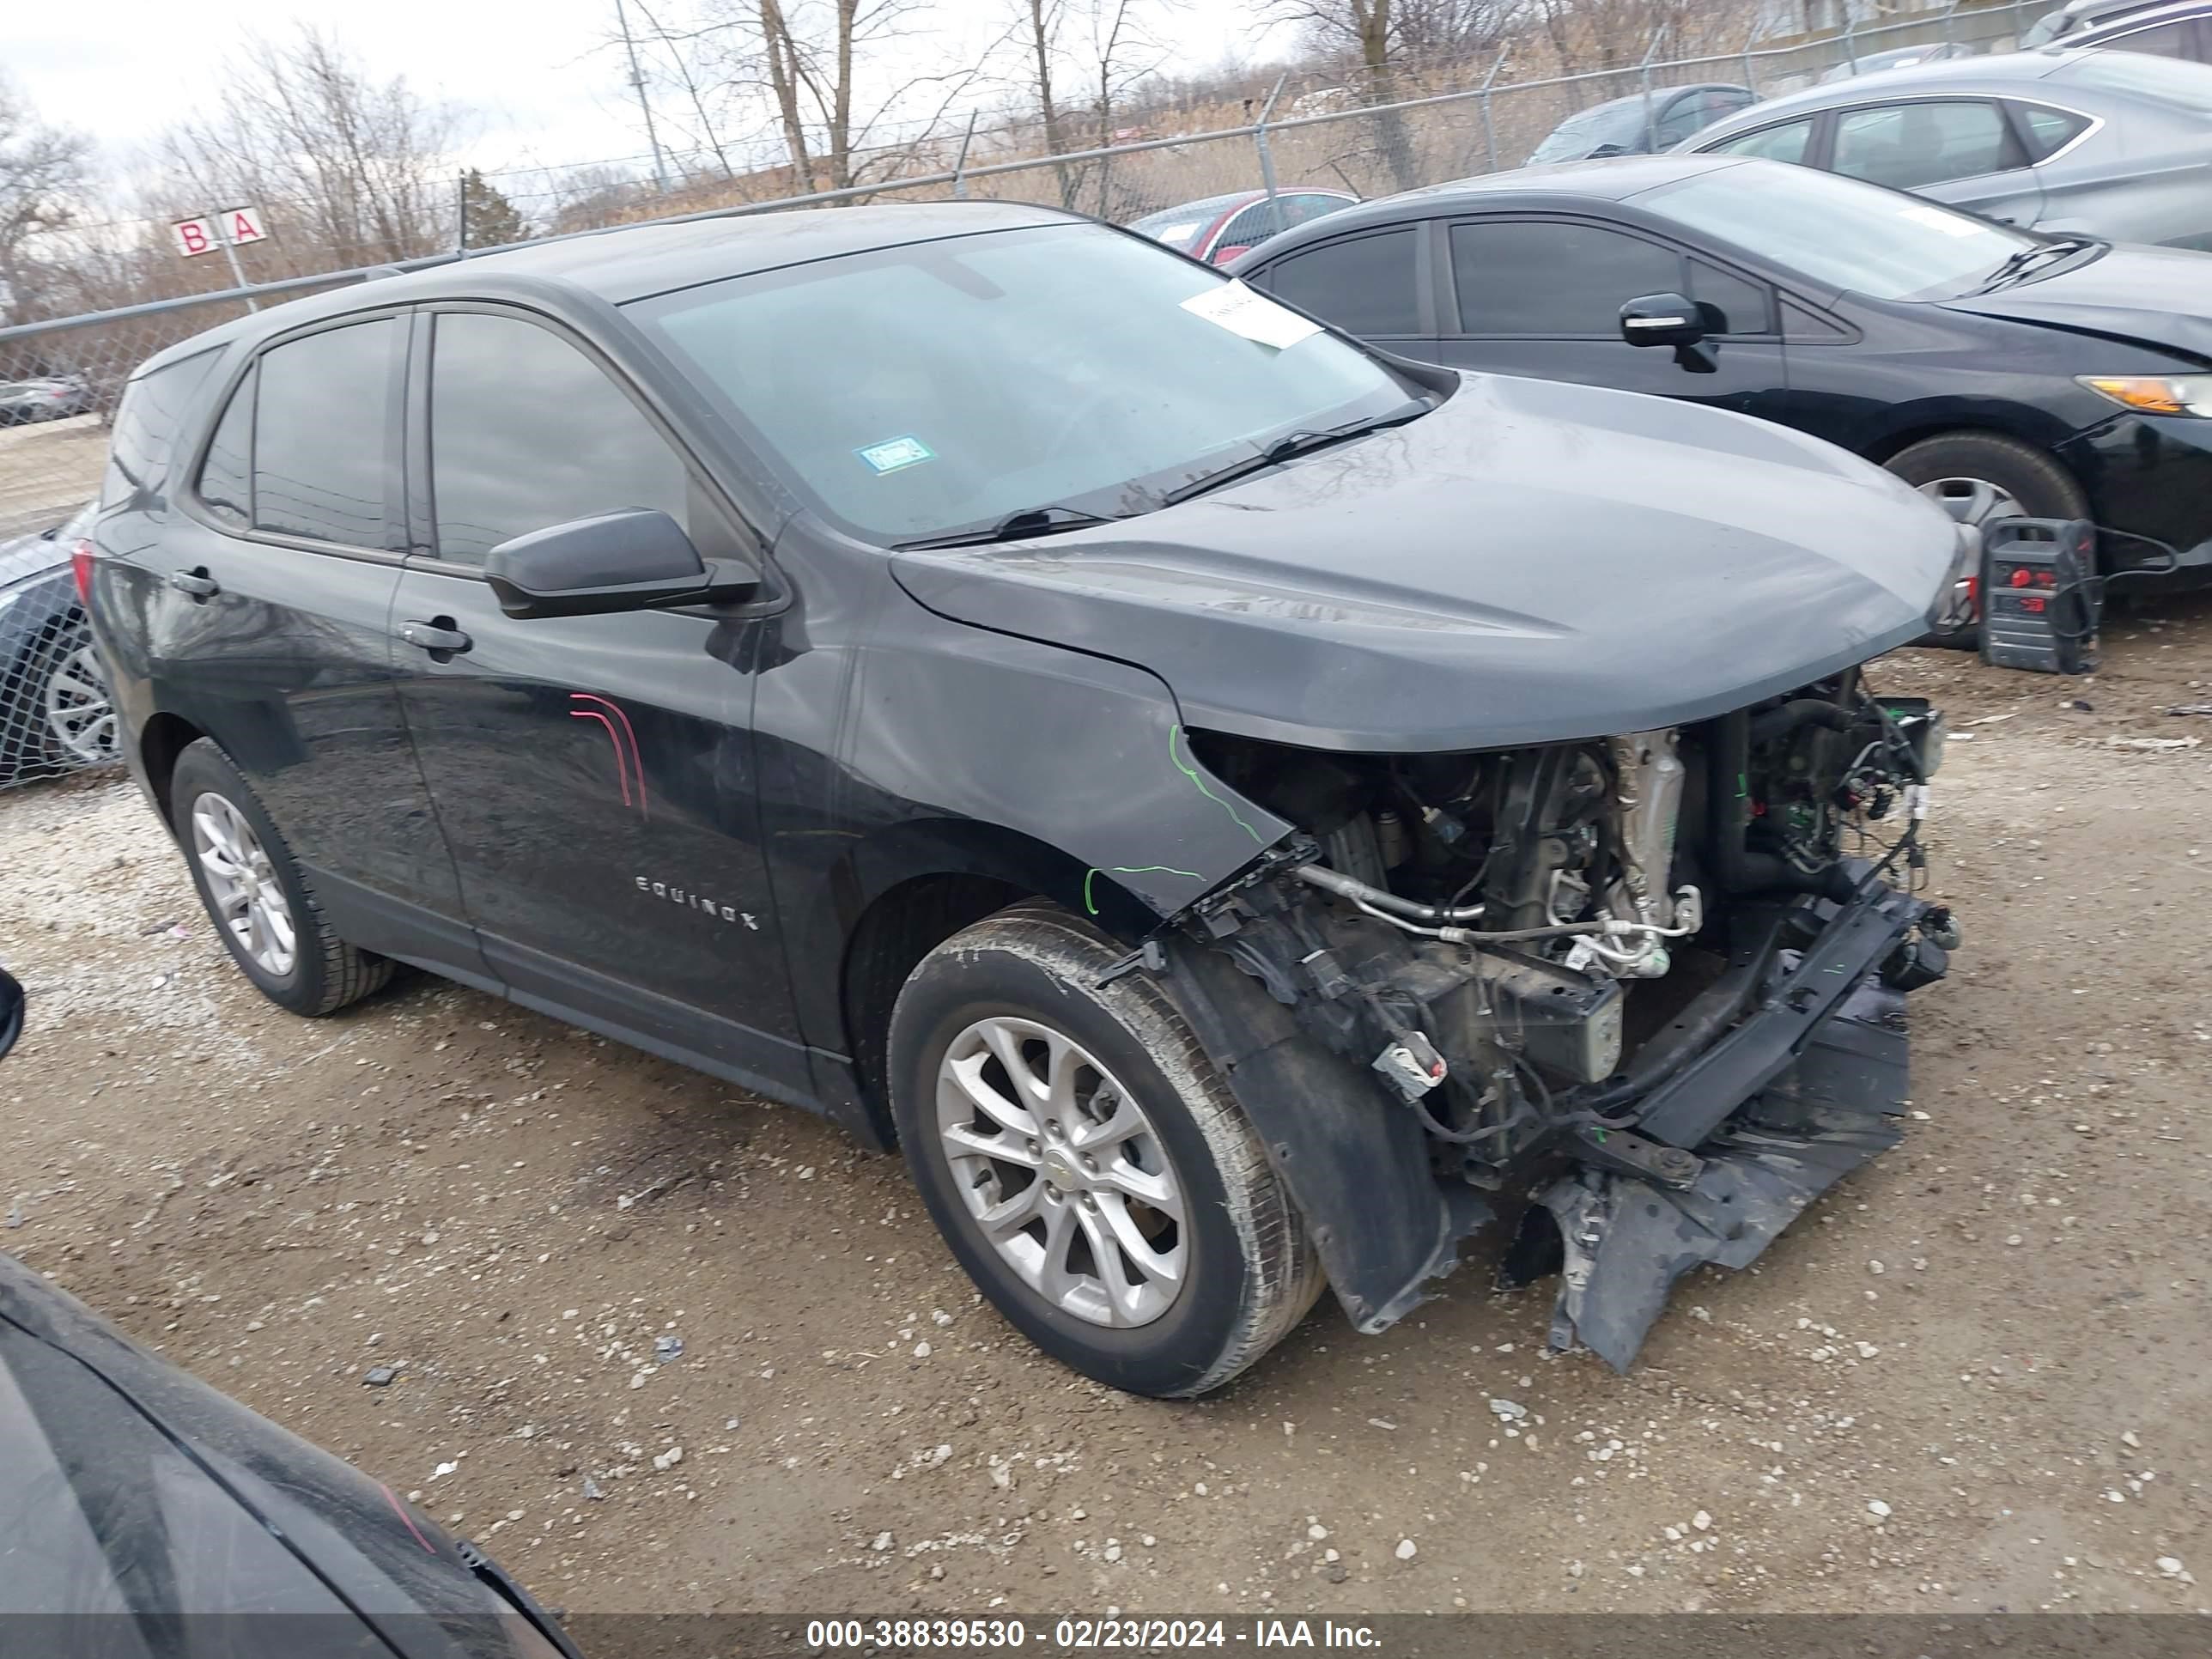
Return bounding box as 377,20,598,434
894,374,1957,753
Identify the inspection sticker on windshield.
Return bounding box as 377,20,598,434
1897,203,1982,239
856,434,935,474
1181,279,1322,350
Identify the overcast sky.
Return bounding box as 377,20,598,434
9,0,1271,199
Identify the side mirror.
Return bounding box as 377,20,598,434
1620,292,1719,374
484,509,757,620
0,967,21,1060
1620,292,1706,348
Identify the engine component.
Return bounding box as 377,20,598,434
1605,728,1685,933
1475,948,1623,1085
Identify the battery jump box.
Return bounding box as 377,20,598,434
1980,517,2100,676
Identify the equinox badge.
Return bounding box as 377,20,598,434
635,877,759,930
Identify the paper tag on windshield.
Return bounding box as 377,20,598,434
1181,280,1322,350
1898,203,1981,239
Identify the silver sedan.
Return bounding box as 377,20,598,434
1682,48,2212,249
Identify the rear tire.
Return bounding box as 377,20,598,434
889,903,1322,1398
169,738,392,1017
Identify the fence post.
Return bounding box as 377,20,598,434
1740,19,1760,96
1254,73,1288,202
1638,27,1668,153
455,173,468,256
1480,45,1510,173
1941,0,1960,44
951,111,979,199
1842,15,1859,71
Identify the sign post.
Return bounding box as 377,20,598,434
170,205,271,308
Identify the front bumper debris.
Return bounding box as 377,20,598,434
1504,883,1942,1370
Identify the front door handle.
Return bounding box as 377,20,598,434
167,568,219,600
398,618,472,657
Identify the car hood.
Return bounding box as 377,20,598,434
1937,245,2212,366
890,373,1957,753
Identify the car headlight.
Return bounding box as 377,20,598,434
2078,374,2212,417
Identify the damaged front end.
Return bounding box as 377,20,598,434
1159,672,1957,1370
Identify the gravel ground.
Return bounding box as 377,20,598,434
4,602,2211,1620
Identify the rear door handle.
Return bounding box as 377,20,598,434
167,568,219,599
398,619,473,656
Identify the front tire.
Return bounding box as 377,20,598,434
889,904,1322,1398
1883,431,2089,649
170,738,392,1017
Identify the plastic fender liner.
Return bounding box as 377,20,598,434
1160,931,1490,1334
1512,979,1911,1371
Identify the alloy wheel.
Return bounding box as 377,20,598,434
43,641,117,765
935,1015,1188,1328
1916,475,2023,532
190,792,297,977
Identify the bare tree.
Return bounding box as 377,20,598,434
0,74,94,322
1263,0,1421,188
151,27,459,274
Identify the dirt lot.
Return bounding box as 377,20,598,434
4,604,2211,1620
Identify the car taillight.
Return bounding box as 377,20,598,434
70,539,94,605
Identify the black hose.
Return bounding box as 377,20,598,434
1705,708,1856,903
1747,698,1856,749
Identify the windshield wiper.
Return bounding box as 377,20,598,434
1976,235,2099,294
1159,404,1431,508
892,503,1123,550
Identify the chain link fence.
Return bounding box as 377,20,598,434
0,0,2060,788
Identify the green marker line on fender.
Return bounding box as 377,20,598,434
1170,724,1267,843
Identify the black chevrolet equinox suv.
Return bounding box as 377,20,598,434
89,201,1966,1395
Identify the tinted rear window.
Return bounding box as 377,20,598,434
101,349,221,507
251,320,396,549
1262,228,1422,335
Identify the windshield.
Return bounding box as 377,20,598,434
2054,49,2212,114
1642,161,2036,300
1529,100,1644,161
631,222,1418,544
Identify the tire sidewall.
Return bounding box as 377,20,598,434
170,740,329,1015
889,925,1256,1397
1883,434,2084,523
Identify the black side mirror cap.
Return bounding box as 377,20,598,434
484,509,757,620
0,966,22,1060
1619,292,1706,349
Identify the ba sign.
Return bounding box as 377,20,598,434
171,206,271,258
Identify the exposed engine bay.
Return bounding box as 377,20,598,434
1164,671,1958,1369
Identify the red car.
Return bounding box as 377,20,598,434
1127,187,1358,264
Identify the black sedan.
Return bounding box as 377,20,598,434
1230,155,2212,591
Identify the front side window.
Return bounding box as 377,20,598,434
1706,118,1814,163
428,313,691,563
1451,221,1680,335
1263,228,1422,336
1831,100,2016,190
631,222,1419,544
2103,18,2199,54
1644,162,2033,301
251,319,395,549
